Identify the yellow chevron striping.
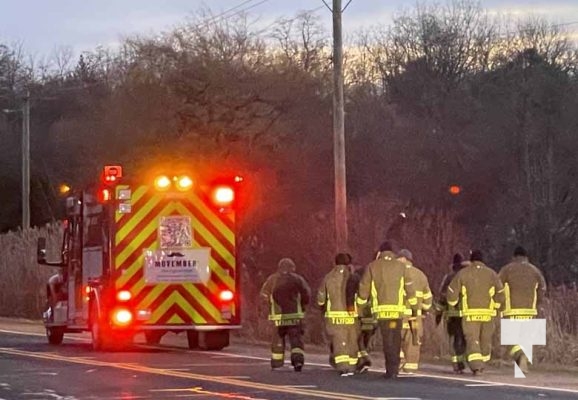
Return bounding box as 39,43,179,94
137,282,223,323
173,203,235,271
149,291,206,324
188,195,234,246
139,283,169,311
115,202,176,268
115,192,164,246
116,239,159,288
168,313,185,324
180,285,223,322
177,204,235,268
191,238,234,290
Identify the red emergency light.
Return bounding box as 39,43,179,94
211,185,234,207
103,165,122,184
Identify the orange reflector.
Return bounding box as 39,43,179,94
219,290,234,302
116,290,132,301
85,286,91,294
154,175,171,190
112,309,133,326
213,186,234,206
449,185,461,195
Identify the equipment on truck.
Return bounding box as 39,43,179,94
38,165,242,351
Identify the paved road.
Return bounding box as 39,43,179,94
0,324,576,400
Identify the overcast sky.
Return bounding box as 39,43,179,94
1,0,577,59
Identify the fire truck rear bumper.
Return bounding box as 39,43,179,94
137,325,242,331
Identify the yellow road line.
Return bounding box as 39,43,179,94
0,347,376,400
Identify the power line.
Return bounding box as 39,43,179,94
259,5,325,32
342,0,354,12
197,0,260,27
200,0,272,28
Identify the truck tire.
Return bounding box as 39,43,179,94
144,330,164,345
90,303,111,351
186,330,199,349
46,327,64,345
199,330,229,351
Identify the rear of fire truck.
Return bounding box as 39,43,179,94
38,165,241,351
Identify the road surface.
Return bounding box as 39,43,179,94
0,320,576,400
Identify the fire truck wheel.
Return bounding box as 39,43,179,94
199,330,229,351
90,317,104,351
186,330,199,349
46,327,64,345
144,330,164,345
90,303,111,351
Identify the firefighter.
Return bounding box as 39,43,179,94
447,250,504,375
435,253,468,374
260,257,311,372
498,246,547,374
397,249,432,373
357,241,418,379
346,262,376,373
317,253,360,376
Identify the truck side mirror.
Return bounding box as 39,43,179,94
37,237,47,265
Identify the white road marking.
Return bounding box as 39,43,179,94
465,383,504,387
375,398,422,400
284,385,318,388
216,376,252,380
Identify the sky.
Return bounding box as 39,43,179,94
1,0,578,60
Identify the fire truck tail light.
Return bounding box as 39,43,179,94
154,175,171,191
112,308,133,326
116,290,132,301
176,175,193,191
219,290,234,302
98,188,112,202
212,186,234,206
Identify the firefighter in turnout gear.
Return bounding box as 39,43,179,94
397,249,432,373
498,246,547,374
357,242,418,379
436,253,468,374
260,258,311,371
317,253,360,376
347,263,376,373
447,250,504,375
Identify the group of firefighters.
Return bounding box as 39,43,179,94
260,242,547,378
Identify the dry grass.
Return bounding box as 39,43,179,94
0,224,63,318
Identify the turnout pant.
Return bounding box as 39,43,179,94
326,321,359,373
462,318,495,372
357,319,377,367
505,315,534,366
446,317,466,370
270,322,304,369
378,319,403,376
401,316,423,372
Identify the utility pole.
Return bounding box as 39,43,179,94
22,91,30,229
332,0,347,251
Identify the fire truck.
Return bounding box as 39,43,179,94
37,165,242,351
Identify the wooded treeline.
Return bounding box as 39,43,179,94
1,0,577,296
